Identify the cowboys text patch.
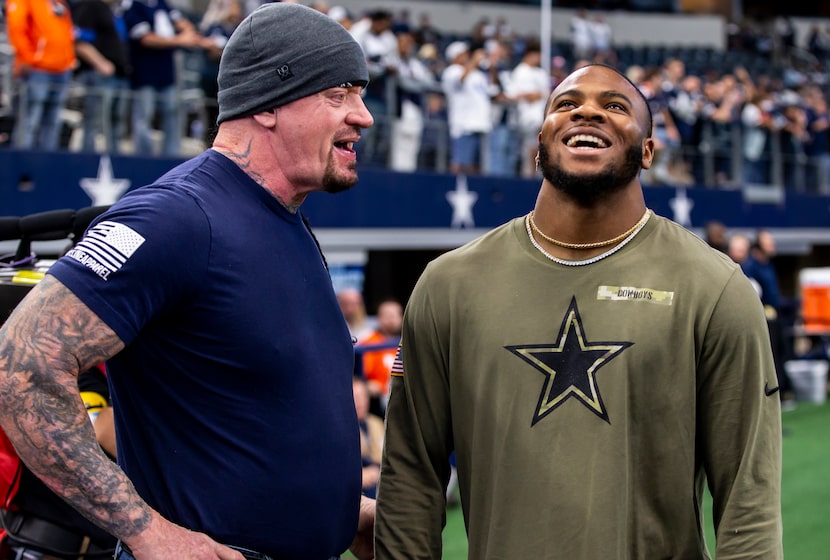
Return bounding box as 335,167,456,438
597,285,674,305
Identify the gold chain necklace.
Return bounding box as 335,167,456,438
528,208,652,250
525,210,652,267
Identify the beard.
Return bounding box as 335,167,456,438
322,156,358,194
538,141,643,206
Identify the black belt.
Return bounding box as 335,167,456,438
1,509,115,559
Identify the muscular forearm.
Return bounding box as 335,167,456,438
7,388,153,541
0,275,150,541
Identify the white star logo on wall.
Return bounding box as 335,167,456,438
669,187,694,227
79,156,131,206
446,174,478,228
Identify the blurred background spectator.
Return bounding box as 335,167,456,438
6,0,76,150
441,40,492,175
389,29,438,172
337,287,375,344
197,0,243,144
509,37,550,178
352,376,384,500
351,8,398,167
484,39,517,177
73,0,131,154
122,0,211,157
357,298,403,417
0,0,829,197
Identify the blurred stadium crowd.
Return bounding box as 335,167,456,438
2,0,830,194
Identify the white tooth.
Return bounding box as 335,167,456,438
566,134,606,148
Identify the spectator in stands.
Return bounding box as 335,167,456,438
6,0,76,150
638,67,687,185
590,13,615,66
412,12,442,50
468,17,491,52
352,376,384,499
418,90,449,172
701,74,744,186
779,94,810,191
358,298,403,417
773,17,796,66
198,0,244,144
484,39,518,177
391,8,411,34
569,8,594,61
0,4,375,559
741,90,777,185
703,220,728,253
441,41,493,175
509,38,550,178
416,41,445,78
73,0,131,154
338,288,375,343
328,5,354,30
351,9,398,167
802,85,830,194
308,0,330,15
807,24,830,65
389,29,438,172
668,74,704,183
122,0,212,157
549,55,569,90
660,58,686,93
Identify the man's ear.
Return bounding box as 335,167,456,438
252,108,278,128
641,137,655,170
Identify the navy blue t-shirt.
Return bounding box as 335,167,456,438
48,150,361,559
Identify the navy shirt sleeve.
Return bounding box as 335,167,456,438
48,186,211,345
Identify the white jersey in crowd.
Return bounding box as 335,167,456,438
441,62,493,138
509,61,551,132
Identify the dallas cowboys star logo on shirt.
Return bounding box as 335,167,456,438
505,297,632,426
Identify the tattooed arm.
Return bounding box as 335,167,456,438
0,276,244,560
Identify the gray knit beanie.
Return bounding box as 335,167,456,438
216,3,369,124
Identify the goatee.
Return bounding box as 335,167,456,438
323,161,358,194
538,141,643,206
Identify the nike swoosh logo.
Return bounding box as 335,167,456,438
765,382,780,397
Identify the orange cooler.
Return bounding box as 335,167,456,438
800,268,830,333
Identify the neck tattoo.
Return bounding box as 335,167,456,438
525,209,652,267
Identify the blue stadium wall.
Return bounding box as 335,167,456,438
1,149,829,256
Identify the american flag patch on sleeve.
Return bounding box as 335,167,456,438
65,221,145,280
390,345,404,377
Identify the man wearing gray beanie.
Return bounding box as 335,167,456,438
0,3,375,560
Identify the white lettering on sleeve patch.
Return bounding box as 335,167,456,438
65,221,146,280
